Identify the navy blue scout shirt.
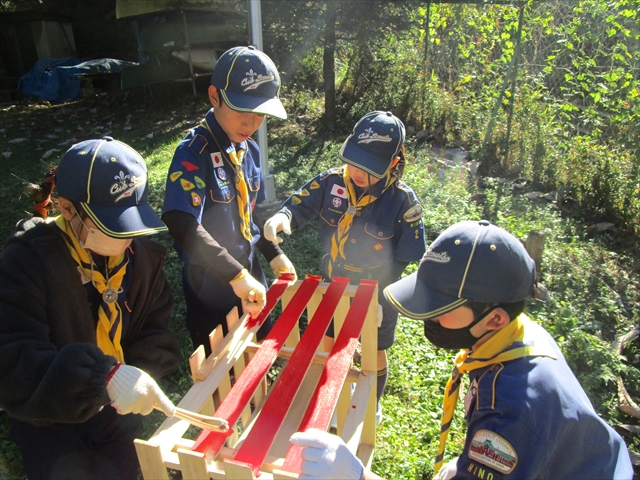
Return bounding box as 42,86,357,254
282,166,426,282
454,323,633,479
162,109,265,269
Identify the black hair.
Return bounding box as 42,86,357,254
466,300,526,322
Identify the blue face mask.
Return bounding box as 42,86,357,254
423,305,501,350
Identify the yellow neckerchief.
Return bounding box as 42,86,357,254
227,147,253,242
201,118,253,242
55,215,128,363
434,313,557,473
328,166,395,277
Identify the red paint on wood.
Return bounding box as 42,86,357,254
232,277,351,476
192,275,319,456
282,280,377,474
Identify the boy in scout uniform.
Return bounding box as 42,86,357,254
162,46,296,353
289,220,633,480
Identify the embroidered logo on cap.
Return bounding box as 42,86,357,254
468,430,518,474
357,127,392,144
111,171,145,203
423,249,450,263
242,69,276,91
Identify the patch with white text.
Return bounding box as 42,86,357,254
468,429,518,474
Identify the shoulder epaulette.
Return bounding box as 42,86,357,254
319,167,343,181
186,133,209,155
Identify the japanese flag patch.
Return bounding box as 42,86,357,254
468,429,518,474
330,184,347,199
211,152,224,168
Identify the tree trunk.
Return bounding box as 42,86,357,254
323,1,337,130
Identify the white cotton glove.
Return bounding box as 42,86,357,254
229,269,266,318
263,211,291,245
434,457,459,480
290,428,364,480
106,364,175,416
270,253,298,283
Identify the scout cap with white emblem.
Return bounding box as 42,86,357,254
210,45,287,119
383,220,536,320
56,137,167,238
339,111,405,179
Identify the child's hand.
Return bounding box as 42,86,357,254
290,428,364,480
270,254,297,283
229,269,266,318
264,210,291,245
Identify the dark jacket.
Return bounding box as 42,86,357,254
0,218,180,426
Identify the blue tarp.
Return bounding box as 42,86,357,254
18,57,137,102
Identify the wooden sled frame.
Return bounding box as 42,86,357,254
135,274,380,479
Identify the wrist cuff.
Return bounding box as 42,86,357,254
106,362,121,386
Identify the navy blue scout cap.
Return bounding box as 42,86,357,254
211,45,287,120
384,220,536,320
56,137,167,238
339,111,405,179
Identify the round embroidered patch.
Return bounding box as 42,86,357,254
468,429,518,474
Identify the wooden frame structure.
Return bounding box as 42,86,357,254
135,274,380,479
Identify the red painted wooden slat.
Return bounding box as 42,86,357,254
230,277,350,476
191,274,319,456
282,280,377,474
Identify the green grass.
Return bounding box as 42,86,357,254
1,91,638,479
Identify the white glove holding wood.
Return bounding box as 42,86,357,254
270,253,298,283
229,269,266,318
264,211,291,245
106,364,175,416
290,428,364,480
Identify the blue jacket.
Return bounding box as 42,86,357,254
282,166,426,285
450,322,633,479
162,109,265,268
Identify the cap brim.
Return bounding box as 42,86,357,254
82,203,167,238
340,140,390,179
222,90,287,120
383,272,469,321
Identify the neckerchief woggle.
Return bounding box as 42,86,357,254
434,313,557,473
55,215,129,363
328,166,395,277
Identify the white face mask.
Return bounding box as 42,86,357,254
71,210,131,257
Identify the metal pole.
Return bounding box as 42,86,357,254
181,10,197,96
249,0,277,204
421,0,431,129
